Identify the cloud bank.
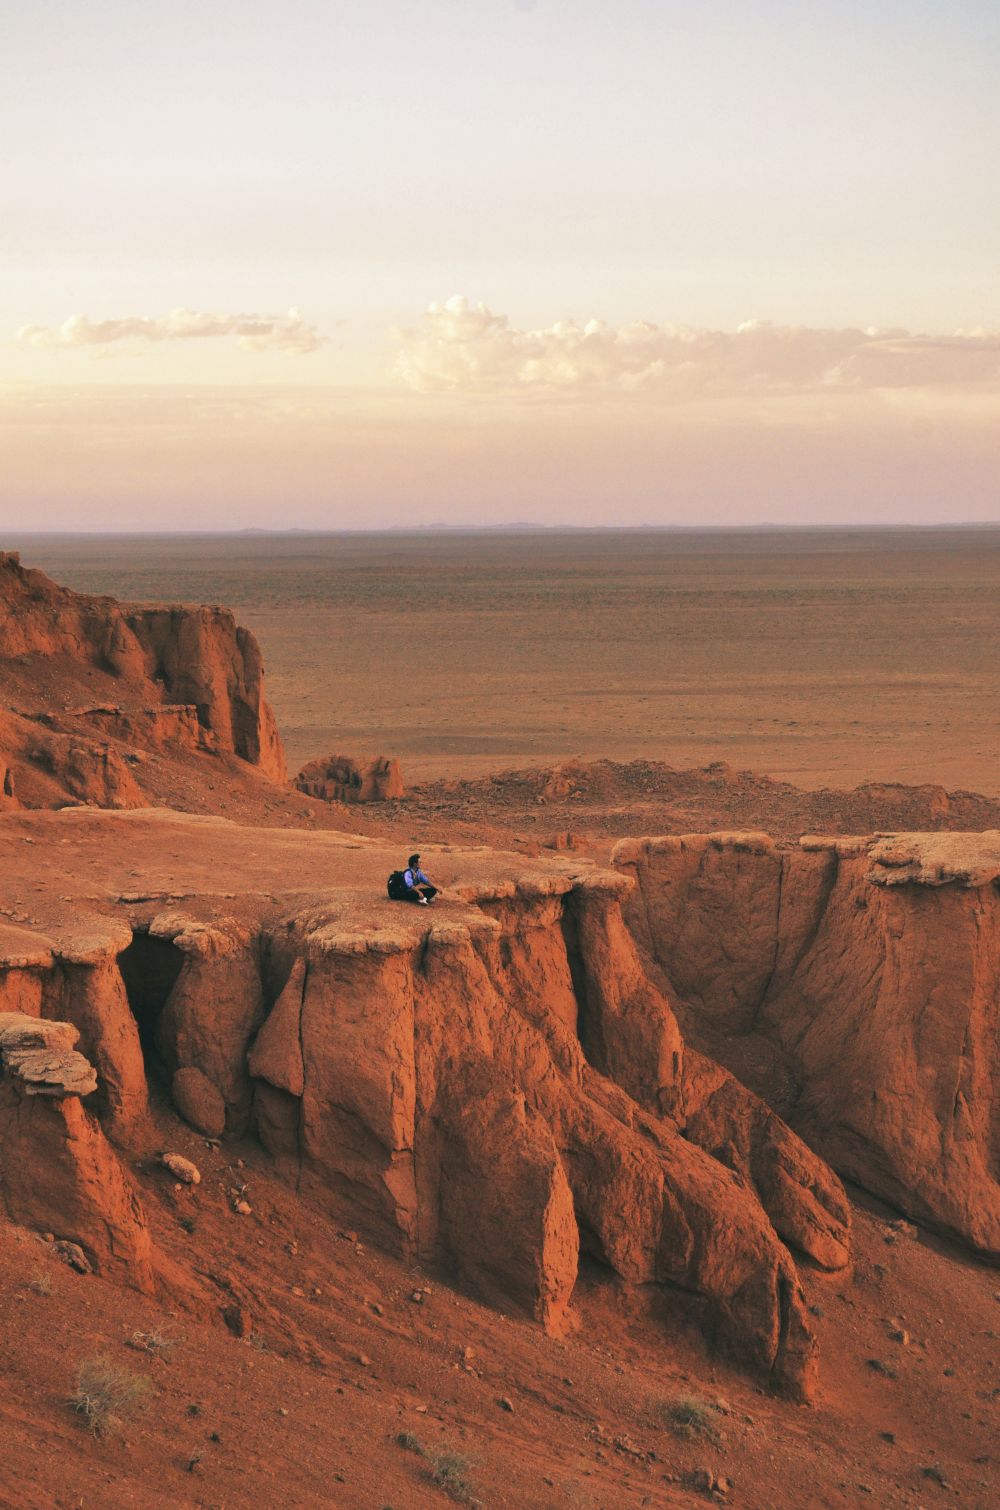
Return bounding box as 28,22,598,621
17,307,323,355
393,297,1000,398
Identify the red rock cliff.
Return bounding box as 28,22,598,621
0,816,855,1402
0,551,286,804
616,830,1000,1258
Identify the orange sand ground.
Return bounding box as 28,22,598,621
5,1156,997,1510
12,528,1000,795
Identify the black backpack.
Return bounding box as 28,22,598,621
387,870,407,899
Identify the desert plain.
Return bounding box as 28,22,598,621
14,526,1000,792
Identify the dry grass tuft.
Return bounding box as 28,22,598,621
129,1329,179,1358
660,1393,720,1442
68,1355,151,1437
395,1431,425,1454
429,1449,478,1504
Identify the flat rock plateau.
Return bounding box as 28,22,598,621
0,548,997,1510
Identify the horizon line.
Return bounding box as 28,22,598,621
5,521,1000,539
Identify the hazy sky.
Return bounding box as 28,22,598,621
2,1,998,528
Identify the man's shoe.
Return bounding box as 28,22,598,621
419,896,429,905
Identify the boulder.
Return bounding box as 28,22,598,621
161,1152,201,1185
295,753,404,804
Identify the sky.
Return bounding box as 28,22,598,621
2,0,999,529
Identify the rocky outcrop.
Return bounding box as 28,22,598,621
124,604,285,781
407,759,1000,850
19,885,849,1399
616,831,1000,1258
295,753,404,804
0,1011,154,1290
0,1013,98,1096
0,552,286,805
0,916,150,1137
169,878,848,1397
0,810,858,1398
73,703,221,755
23,726,146,809
0,757,16,810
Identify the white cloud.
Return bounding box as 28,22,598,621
393,296,1000,398
17,307,323,355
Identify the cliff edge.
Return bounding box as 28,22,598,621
616,830,1000,1257
0,809,854,1401
0,551,286,810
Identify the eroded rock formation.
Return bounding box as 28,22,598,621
295,753,404,804
0,813,852,1401
616,831,1000,1258
0,551,286,807
0,1010,154,1290
0,1012,98,1097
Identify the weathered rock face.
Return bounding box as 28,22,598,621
206,890,847,1397
615,831,1000,1258
0,1011,154,1290
171,1065,226,1137
22,726,146,809
295,753,404,804
73,703,221,755
0,551,286,805
0,1013,98,1097
0,812,856,1399
34,881,848,1399
125,605,285,782
0,917,150,1137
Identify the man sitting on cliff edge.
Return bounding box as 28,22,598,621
388,853,438,905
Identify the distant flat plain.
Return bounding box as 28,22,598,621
11,529,1000,795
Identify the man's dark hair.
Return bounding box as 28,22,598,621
408,853,420,867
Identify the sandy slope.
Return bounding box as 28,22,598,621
2,1154,996,1510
